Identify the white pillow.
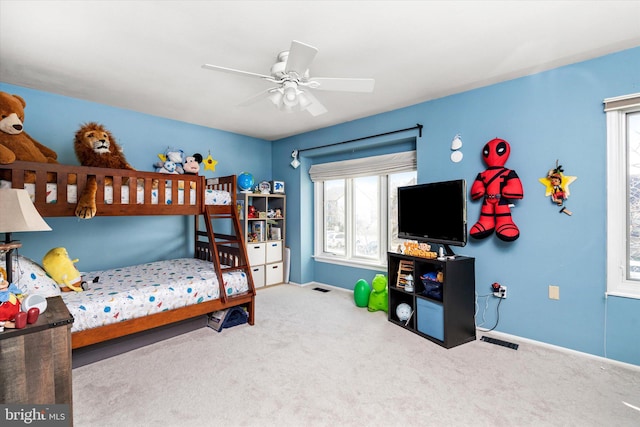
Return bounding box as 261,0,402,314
0,254,61,298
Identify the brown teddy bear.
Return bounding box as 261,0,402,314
0,91,61,182
74,122,137,219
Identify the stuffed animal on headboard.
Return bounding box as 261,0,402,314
0,91,61,183
155,158,179,174
154,147,185,174
42,247,84,292
183,153,202,175
74,122,137,219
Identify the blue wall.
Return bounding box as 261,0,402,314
0,83,271,271
3,46,639,366
273,46,640,366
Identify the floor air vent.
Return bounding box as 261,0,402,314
312,287,330,293
481,335,519,350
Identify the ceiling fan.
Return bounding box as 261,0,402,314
202,40,375,116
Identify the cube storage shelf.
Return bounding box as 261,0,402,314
387,251,476,349
240,192,286,287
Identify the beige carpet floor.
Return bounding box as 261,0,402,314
72,284,640,426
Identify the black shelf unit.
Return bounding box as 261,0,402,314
387,252,476,349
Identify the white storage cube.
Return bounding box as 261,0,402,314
266,262,284,286
266,241,283,263
251,265,265,288
247,243,265,266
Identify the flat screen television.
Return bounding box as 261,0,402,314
397,179,467,254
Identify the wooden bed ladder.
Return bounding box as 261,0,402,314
201,205,256,304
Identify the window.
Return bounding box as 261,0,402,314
311,152,416,269
606,92,640,299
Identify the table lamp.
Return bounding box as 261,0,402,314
0,189,52,284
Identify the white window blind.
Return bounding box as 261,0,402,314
604,93,640,112
309,151,416,182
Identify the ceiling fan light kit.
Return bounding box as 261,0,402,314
203,40,375,116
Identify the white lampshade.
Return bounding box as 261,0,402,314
0,189,52,233
281,82,300,109
297,91,312,110
269,89,284,106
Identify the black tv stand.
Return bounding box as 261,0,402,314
387,251,476,348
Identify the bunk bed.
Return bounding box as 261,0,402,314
0,161,256,349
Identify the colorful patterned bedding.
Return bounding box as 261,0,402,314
61,258,248,333
0,180,232,206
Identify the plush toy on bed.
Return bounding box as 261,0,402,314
181,153,202,189
154,147,185,174
42,247,84,292
0,91,61,183
74,122,137,219
183,153,202,175
155,158,179,174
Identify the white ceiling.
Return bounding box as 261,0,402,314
1,1,639,141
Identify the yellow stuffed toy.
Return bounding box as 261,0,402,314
42,247,84,292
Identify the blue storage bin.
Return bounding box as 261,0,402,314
416,298,444,341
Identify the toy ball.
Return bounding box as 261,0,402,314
353,279,371,307
237,172,255,193
396,303,412,322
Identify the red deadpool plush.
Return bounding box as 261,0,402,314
470,138,524,242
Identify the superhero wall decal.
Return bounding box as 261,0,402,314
470,138,524,242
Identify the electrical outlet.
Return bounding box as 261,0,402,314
493,285,507,299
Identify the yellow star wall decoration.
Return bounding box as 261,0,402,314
538,160,577,215
203,151,218,172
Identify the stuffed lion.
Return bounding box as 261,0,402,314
74,122,136,219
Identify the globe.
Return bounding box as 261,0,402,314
237,172,254,193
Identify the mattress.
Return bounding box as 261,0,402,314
61,258,249,332
0,180,232,206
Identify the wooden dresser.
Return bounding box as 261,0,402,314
0,296,73,410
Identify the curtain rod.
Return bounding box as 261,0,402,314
297,123,423,154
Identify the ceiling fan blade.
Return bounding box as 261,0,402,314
202,64,273,80
285,40,318,75
308,77,375,93
299,90,328,116
237,88,277,107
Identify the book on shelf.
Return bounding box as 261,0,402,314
237,200,244,220
252,221,265,241
270,227,281,240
